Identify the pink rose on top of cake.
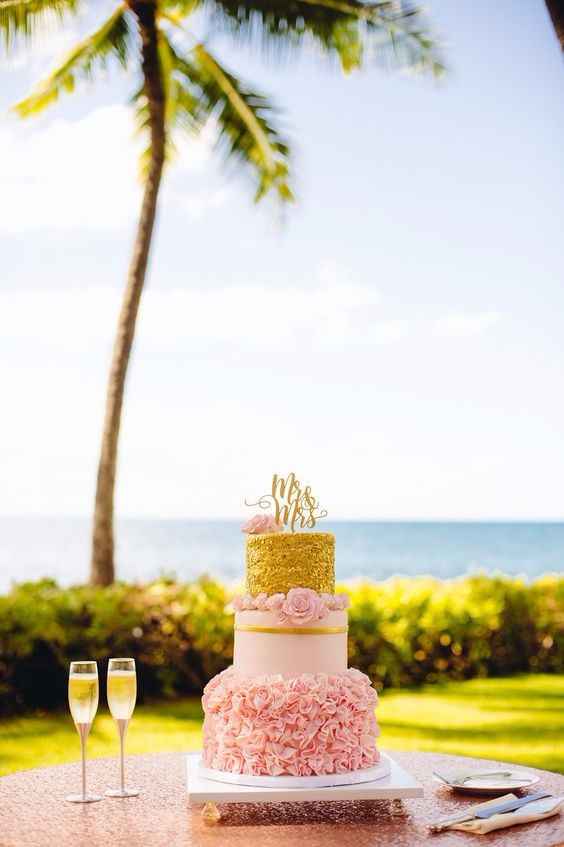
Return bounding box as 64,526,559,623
320,592,350,611
253,592,269,611
278,587,325,625
241,514,284,534
265,592,285,612
231,593,254,611
230,590,349,615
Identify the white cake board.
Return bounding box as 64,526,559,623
197,756,390,788
186,752,423,805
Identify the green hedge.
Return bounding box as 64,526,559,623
0,574,562,714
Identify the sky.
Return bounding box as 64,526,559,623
1,0,563,521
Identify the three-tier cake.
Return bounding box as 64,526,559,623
202,478,380,780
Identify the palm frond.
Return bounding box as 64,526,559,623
141,32,292,202
159,0,201,17
13,3,136,117
190,44,293,201
202,0,443,75
132,30,200,179
0,0,78,50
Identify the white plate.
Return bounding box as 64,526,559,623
433,770,540,796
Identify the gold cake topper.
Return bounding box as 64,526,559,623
245,472,328,532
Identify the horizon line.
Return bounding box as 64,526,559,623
1,514,563,524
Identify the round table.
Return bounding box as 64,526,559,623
1,751,563,847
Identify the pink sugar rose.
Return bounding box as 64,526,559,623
319,592,350,611
241,514,284,535
316,595,329,620
265,592,285,612
232,593,255,611
254,592,269,611
279,588,324,625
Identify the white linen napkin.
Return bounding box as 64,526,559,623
452,795,564,835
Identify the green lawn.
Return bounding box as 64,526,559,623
1,674,562,777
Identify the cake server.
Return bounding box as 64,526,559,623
428,794,516,831
428,791,552,833
475,791,551,817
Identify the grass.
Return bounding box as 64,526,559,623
1,674,562,777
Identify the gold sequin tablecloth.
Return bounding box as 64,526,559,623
1,751,563,847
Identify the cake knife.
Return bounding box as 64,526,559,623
428,792,552,833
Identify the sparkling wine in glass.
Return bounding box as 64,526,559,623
66,660,102,803
106,658,139,798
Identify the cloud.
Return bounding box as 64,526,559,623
5,21,83,72
0,278,409,355
0,106,141,233
180,187,229,220
0,272,503,356
0,105,215,234
433,311,501,338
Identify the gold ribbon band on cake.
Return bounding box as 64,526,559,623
235,624,348,635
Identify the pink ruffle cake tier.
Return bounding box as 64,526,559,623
202,667,380,777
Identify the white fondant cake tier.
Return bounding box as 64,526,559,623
234,610,348,676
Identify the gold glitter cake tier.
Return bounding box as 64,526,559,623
246,532,335,596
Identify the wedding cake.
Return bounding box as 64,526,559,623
201,474,380,779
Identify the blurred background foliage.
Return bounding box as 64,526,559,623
1,573,562,715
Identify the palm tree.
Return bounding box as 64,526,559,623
545,0,564,50
1,0,441,586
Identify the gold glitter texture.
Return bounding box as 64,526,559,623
245,532,335,595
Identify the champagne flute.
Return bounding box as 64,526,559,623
106,657,139,798
66,660,102,803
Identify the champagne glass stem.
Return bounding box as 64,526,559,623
117,719,129,793
77,723,90,801
81,736,86,800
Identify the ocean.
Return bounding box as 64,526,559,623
0,517,562,593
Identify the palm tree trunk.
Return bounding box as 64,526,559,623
546,0,564,50
90,0,166,586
